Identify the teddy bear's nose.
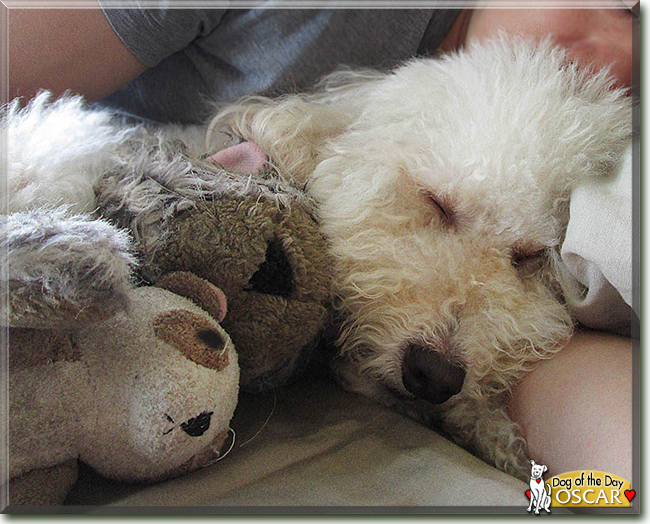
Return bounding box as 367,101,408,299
402,344,466,405
181,411,213,437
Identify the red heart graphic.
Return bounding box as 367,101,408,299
624,490,635,502
536,478,541,483
525,489,531,499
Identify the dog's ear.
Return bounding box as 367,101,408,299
206,69,386,184
531,460,536,466
543,465,548,473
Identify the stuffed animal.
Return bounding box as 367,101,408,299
2,96,333,505
96,139,334,391
3,93,333,391
7,271,240,506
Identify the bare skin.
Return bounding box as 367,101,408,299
8,3,146,101
8,2,636,481
462,6,634,89
509,331,633,481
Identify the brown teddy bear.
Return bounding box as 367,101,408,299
96,140,333,391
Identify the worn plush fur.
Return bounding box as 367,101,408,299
2,37,631,479
1,92,311,326
207,37,632,478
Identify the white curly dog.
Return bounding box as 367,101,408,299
207,38,631,477
2,38,631,479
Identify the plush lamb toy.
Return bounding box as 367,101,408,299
7,270,240,506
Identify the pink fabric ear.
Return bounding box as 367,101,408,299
209,142,268,175
208,284,228,323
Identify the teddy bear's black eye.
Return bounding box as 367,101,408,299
245,239,294,298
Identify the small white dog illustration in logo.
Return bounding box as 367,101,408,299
527,460,552,514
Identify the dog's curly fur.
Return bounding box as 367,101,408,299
207,38,632,477
2,38,631,480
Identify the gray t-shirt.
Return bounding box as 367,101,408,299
98,7,461,123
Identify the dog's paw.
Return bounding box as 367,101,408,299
1,208,137,327
442,396,531,481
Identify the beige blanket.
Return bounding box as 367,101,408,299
66,375,530,511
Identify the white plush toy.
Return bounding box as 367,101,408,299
8,271,239,506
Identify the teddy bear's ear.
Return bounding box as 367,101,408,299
155,272,227,322
206,68,385,183
208,141,268,175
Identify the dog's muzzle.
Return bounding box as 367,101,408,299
402,344,466,405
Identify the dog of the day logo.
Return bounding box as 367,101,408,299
526,460,552,514
525,461,635,512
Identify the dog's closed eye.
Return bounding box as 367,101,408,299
510,246,547,274
419,190,455,228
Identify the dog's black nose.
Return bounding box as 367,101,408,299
402,344,466,405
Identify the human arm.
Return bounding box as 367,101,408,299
508,330,633,481
8,3,147,102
